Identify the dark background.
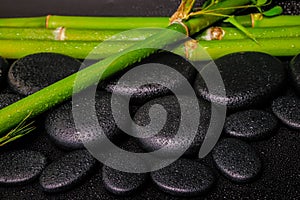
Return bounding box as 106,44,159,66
0,0,182,17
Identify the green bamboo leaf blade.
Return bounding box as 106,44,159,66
224,16,258,43
0,27,159,41
262,6,283,17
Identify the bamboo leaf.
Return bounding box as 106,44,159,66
224,16,259,44
263,6,283,16
256,0,267,6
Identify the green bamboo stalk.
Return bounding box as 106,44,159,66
0,27,157,41
0,0,252,138
176,37,300,60
1,14,300,30
0,16,169,29
198,26,300,41
233,14,300,27
1,36,299,60
1,25,300,41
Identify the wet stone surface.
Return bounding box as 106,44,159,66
0,150,47,186
8,53,82,96
194,52,286,109
212,138,262,183
39,150,97,193
224,110,278,141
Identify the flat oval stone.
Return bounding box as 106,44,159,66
39,150,97,193
224,110,278,141
0,56,8,86
100,52,196,104
194,52,286,109
272,96,300,130
133,95,211,157
289,54,300,94
151,159,215,197
0,150,47,185
8,53,81,96
45,91,127,150
102,157,148,196
212,138,261,182
0,93,22,109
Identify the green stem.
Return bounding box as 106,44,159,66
232,14,300,27
0,0,252,138
198,26,300,40
0,15,169,29
1,36,299,60
0,27,157,41
2,25,299,42
1,14,300,30
176,37,300,60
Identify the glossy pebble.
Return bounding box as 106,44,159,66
289,54,300,94
194,52,286,109
102,157,148,196
0,56,8,86
39,150,97,193
0,150,47,185
100,52,196,104
151,159,215,197
272,96,300,130
133,95,211,157
212,138,262,182
45,91,127,149
8,53,81,95
224,110,278,141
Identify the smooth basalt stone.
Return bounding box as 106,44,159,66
45,91,128,150
151,159,215,197
224,110,278,141
0,56,8,87
39,150,97,193
212,138,262,183
102,157,148,196
8,53,82,96
0,93,22,109
272,96,300,130
100,52,196,104
289,54,300,94
132,95,211,157
0,150,47,185
194,52,286,109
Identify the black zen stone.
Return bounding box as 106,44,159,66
45,91,128,150
100,52,196,104
0,150,47,186
212,138,262,183
0,93,22,109
39,150,97,193
289,54,300,94
272,96,300,130
132,95,211,157
8,53,81,96
224,110,278,141
151,159,215,197
0,56,8,87
102,157,148,196
194,52,286,110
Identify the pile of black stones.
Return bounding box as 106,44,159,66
0,49,299,199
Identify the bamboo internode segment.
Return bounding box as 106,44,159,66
0,15,169,29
